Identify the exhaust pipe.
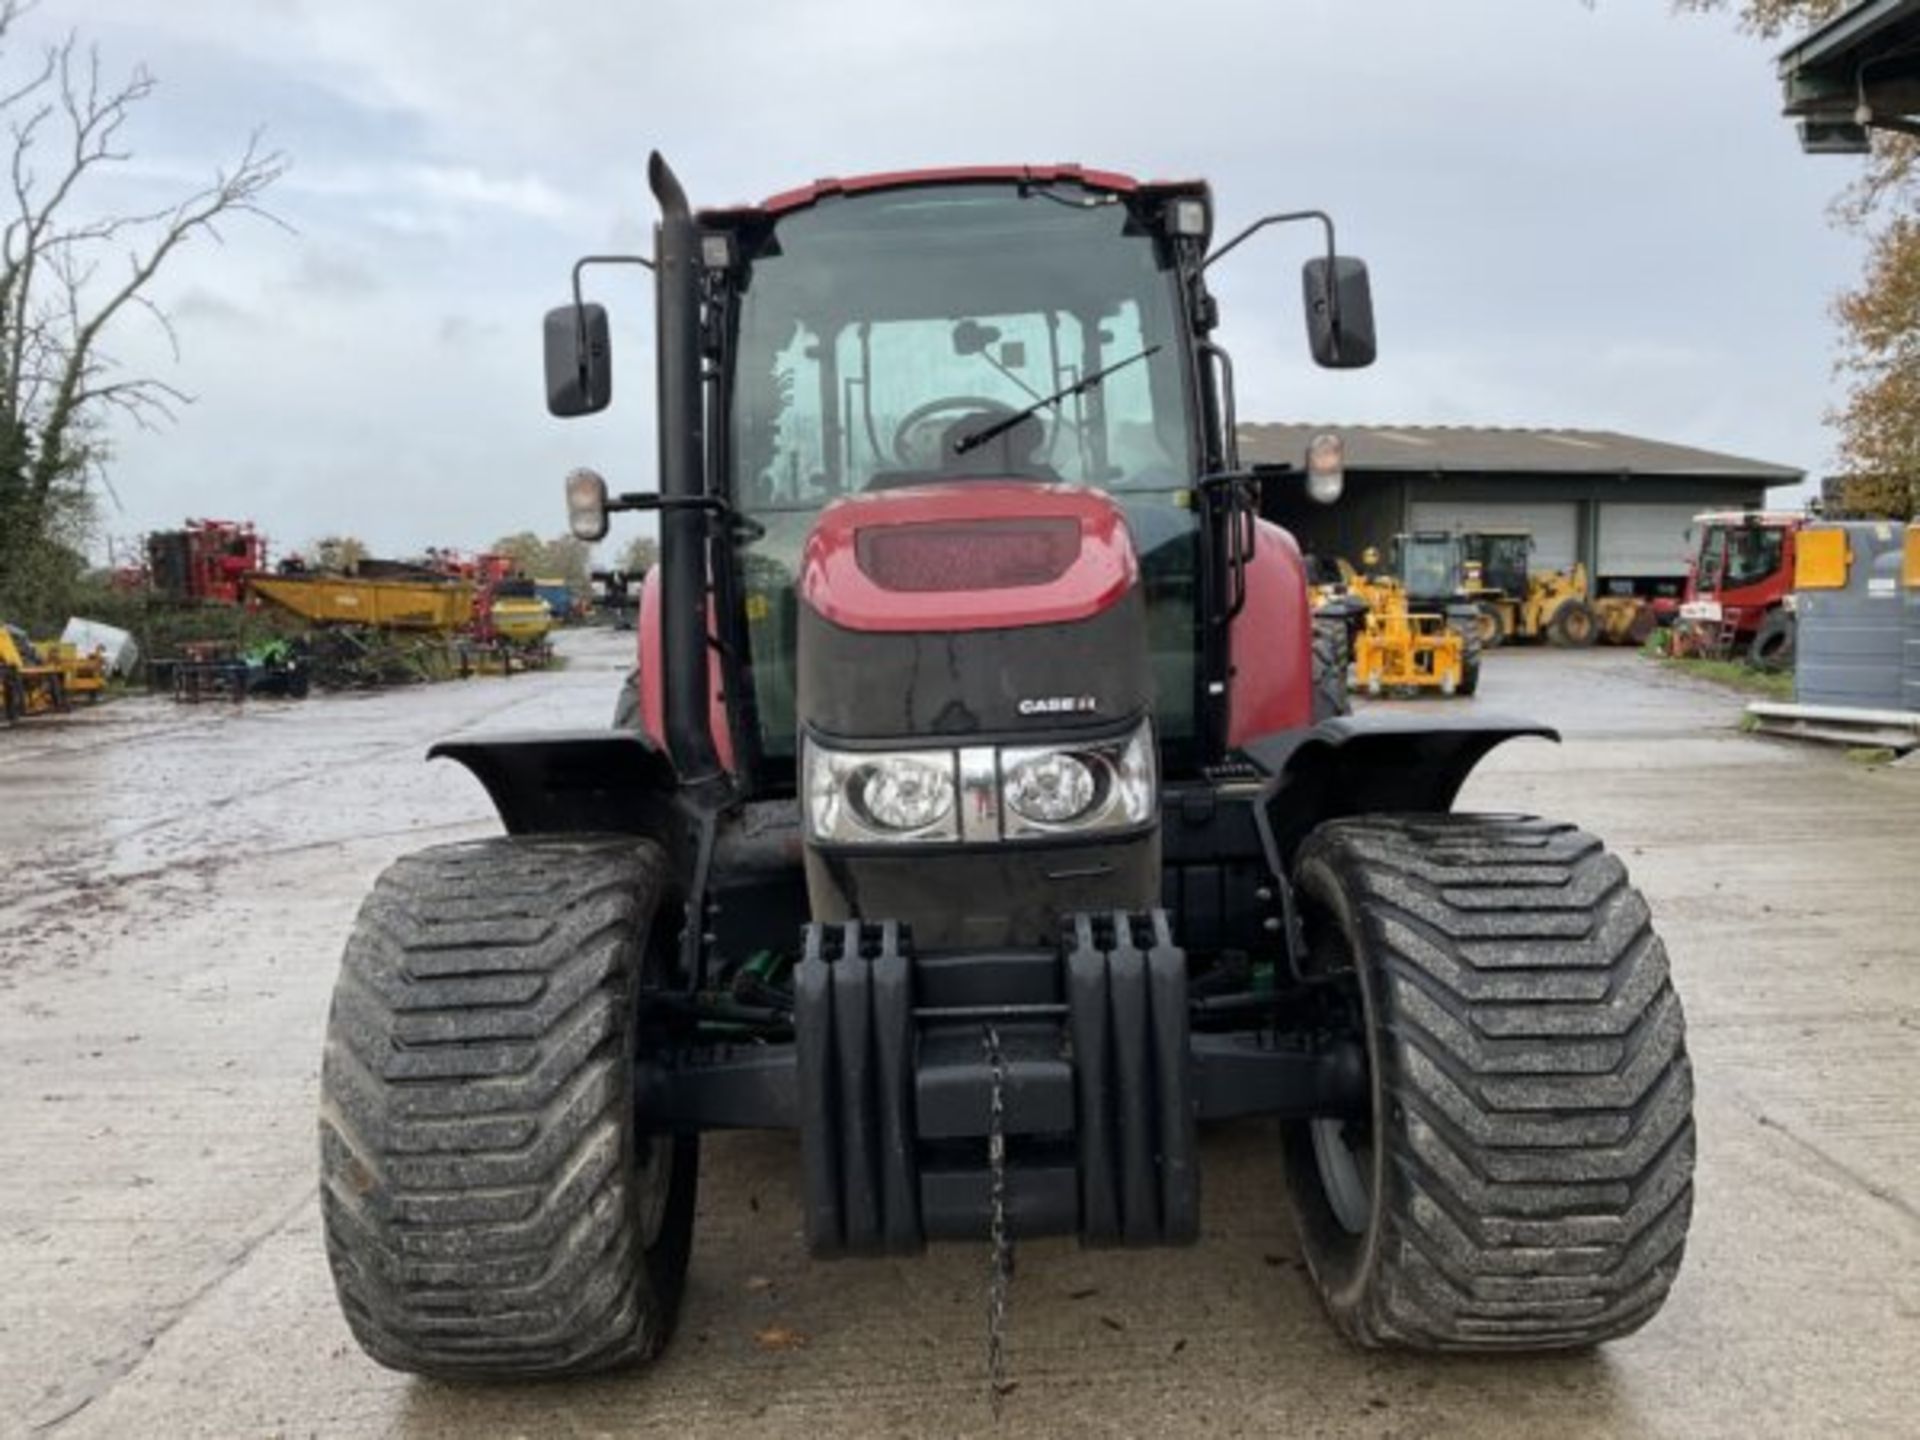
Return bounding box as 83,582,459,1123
649,151,721,784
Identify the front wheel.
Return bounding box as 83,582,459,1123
1282,815,1694,1350
1312,618,1351,722
1547,600,1598,649
319,836,699,1378
1472,604,1505,649
1450,622,1483,698
1748,610,1795,673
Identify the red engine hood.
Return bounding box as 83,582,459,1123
799,482,1139,633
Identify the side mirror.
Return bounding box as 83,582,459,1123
545,302,612,417
1302,256,1376,369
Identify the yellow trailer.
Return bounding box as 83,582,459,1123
247,573,475,631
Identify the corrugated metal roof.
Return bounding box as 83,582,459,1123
1237,424,1803,483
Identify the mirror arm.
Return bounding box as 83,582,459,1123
1202,209,1337,273
609,491,764,543
567,254,655,387
1202,209,1341,339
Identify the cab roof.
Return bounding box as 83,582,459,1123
699,165,1204,222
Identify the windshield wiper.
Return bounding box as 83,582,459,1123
951,344,1161,457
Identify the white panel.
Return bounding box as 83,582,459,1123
1596,503,1701,578
1407,501,1579,572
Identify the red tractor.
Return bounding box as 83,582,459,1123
1678,509,1804,667
318,156,1693,1382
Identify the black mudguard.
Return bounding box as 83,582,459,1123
1244,712,1558,865
429,730,684,842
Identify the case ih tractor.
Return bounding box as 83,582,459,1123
319,155,1694,1384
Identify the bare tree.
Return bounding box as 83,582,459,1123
0,0,285,583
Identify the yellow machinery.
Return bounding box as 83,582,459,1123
1459,531,1650,648
487,593,554,645
1,626,71,721
246,572,476,630
1340,548,1470,696
36,639,107,702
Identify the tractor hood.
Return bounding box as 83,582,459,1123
792,480,1159,948
794,482,1152,740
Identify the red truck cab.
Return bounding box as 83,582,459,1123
1678,510,1804,639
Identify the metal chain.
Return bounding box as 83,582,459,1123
982,1023,1013,1414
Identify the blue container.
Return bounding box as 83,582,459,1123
1796,520,1906,711
534,582,572,621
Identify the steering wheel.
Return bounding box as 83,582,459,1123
890,395,1027,468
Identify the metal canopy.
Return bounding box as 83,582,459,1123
1778,0,1920,152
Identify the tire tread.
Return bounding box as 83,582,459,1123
1296,813,1694,1350
319,835,689,1378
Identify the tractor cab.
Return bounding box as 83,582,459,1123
1682,510,1803,638
1386,530,1469,610
1460,528,1532,600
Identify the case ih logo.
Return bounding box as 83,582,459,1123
1017,695,1098,716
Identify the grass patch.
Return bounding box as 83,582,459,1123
1655,654,1794,701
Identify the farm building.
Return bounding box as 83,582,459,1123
1244,423,1803,598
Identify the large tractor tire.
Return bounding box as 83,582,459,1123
1748,610,1795,673
1312,617,1351,722
1546,599,1599,649
319,836,698,1379
613,668,641,729
1282,814,1693,1350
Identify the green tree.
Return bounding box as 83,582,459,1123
0,2,285,609
1682,0,1920,515
490,531,593,590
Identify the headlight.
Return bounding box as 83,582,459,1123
805,741,959,843
1002,722,1154,839
859,756,955,831
803,719,1156,847
1004,752,1096,824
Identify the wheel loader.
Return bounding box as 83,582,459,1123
318,156,1694,1387
1460,529,1652,648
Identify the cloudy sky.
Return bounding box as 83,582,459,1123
13,0,1862,561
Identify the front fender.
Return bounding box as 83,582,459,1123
1244,713,1558,864
429,730,683,840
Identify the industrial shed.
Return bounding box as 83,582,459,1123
1243,424,1803,597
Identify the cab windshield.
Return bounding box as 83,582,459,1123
727,183,1200,766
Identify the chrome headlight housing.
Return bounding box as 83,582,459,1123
997,724,1155,839
805,742,960,844
802,719,1156,847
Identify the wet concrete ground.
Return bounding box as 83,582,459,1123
1,632,1915,1438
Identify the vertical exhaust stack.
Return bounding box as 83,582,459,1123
649,151,720,783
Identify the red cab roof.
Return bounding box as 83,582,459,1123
757,165,1142,215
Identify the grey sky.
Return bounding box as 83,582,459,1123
18,0,1860,561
